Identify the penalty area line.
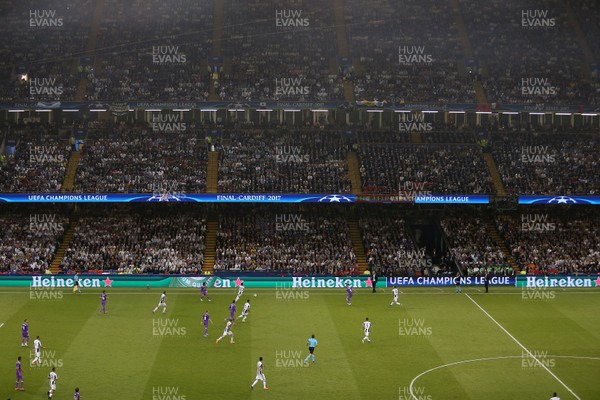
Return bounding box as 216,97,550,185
465,294,581,400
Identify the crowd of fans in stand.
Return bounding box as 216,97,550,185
441,217,508,272
497,214,599,274
0,213,66,274
0,127,69,193
359,144,494,194
214,207,357,274
218,128,351,193
216,0,343,101
492,132,599,195
59,210,205,274
460,0,599,106
74,123,208,193
345,0,474,104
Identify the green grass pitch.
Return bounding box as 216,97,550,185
0,286,599,399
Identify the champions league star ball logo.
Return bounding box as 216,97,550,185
318,195,352,203
147,194,184,202
546,196,577,204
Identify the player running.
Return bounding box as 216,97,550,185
346,283,353,306
200,282,211,302
152,291,167,314
304,334,318,364
202,310,212,337
31,336,43,366
100,290,108,314
74,387,81,400
15,356,24,391
21,319,29,346
226,300,236,321
237,300,251,322
250,356,268,390
235,281,245,302
48,367,58,398
389,286,402,306
216,320,235,344
362,317,371,343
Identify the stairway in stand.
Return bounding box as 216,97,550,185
483,153,506,197
484,219,519,273
346,151,362,194
206,151,219,193
61,150,81,193
348,219,368,273
202,218,219,274
50,215,78,273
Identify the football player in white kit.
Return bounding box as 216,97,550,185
152,291,167,314
362,317,371,343
389,286,402,306
250,356,268,390
216,320,235,344
235,282,245,302
48,367,58,398
31,336,43,366
237,299,251,322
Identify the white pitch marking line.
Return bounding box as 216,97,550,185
465,294,581,400
0,323,4,328
409,355,600,400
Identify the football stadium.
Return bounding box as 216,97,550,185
0,1,599,399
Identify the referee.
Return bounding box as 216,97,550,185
304,334,318,364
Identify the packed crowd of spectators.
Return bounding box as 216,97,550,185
345,0,474,104
441,216,508,272
0,0,92,101
216,0,342,101
460,0,597,105
0,212,66,274
218,128,351,193
359,144,494,194
359,215,430,276
214,207,357,274
0,128,69,193
60,209,205,274
74,122,208,193
492,132,598,195
496,213,599,274
84,0,213,101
